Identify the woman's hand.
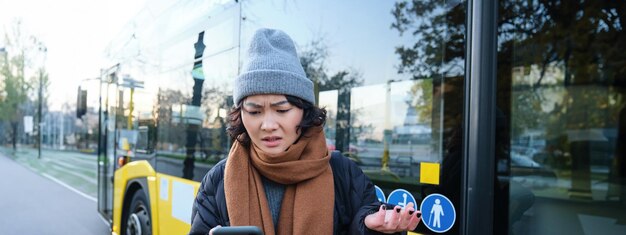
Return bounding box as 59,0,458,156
364,202,421,234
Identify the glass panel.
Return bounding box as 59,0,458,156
319,89,339,150
105,1,239,182
497,1,626,234
97,76,115,220
152,32,237,181
244,0,467,233
349,80,445,176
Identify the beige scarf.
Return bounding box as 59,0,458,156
224,126,334,235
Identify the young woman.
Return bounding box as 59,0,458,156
189,28,421,235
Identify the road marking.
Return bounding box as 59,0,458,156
42,173,97,202
46,160,97,184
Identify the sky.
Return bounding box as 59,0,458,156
0,0,147,111
0,0,414,113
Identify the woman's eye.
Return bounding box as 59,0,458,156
277,109,291,113
246,110,260,115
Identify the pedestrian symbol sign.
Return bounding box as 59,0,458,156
420,193,455,233
374,185,386,203
386,189,416,209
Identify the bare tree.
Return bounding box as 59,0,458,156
0,19,47,150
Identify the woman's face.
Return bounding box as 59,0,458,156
241,94,304,155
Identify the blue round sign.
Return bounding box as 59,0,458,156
420,193,456,233
386,189,416,209
374,185,386,203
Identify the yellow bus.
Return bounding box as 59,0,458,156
94,1,434,234
95,1,241,234
91,0,473,234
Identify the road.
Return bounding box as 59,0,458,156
0,149,110,234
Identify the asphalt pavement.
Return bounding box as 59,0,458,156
0,151,110,234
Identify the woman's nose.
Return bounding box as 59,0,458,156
261,115,278,131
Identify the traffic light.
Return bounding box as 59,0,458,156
76,87,87,118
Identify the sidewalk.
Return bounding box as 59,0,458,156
0,148,109,234
0,146,98,198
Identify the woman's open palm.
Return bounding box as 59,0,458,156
364,202,421,234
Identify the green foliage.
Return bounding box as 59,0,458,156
391,0,465,78
0,51,28,122
0,19,48,148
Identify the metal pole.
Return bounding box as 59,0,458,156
59,113,64,149
97,71,102,163
38,45,47,158
382,80,392,171
462,1,498,234
38,69,43,158
128,87,134,129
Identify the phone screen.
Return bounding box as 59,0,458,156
212,226,263,235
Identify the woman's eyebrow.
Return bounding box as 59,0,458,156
243,102,262,108
270,100,289,107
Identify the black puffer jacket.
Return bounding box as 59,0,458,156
189,151,384,235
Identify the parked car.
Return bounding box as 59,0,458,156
510,152,557,189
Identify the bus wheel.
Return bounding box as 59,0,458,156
125,190,152,235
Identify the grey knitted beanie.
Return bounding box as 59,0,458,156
233,28,315,105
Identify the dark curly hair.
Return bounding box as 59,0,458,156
227,95,327,147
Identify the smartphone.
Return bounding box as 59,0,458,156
212,226,264,235
384,203,399,210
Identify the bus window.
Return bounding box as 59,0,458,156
496,1,626,234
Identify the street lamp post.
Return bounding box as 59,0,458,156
381,79,395,171
38,68,43,158
37,44,47,159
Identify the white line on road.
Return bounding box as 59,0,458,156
42,173,97,202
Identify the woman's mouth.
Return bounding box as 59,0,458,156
261,136,282,147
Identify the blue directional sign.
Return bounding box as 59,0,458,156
420,193,456,233
374,185,386,203
386,189,416,209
